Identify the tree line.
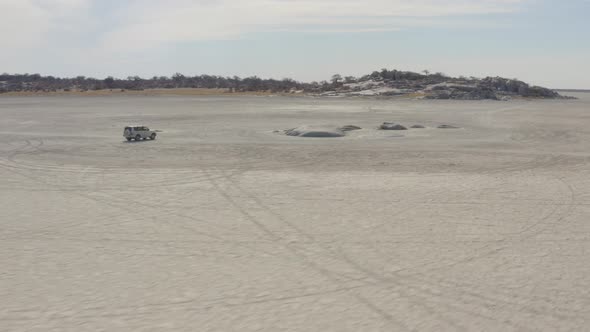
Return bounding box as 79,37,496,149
0,73,309,93
0,69,450,94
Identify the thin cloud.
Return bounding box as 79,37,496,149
0,0,528,51
0,0,92,47
101,0,527,49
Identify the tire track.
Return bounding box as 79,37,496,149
209,165,583,329
207,168,474,330
0,154,287,259
203,168,414,331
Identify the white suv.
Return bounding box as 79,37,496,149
124,126,157,141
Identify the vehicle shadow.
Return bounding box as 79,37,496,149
122,139,155,144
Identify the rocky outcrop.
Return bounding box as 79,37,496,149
421,77,564,100
284,126,346,137
339,125,362,131
477,77,561,99
316,71,572,100
379,122,407,130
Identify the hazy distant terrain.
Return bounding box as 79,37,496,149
1,94,589,331
556,89,590,93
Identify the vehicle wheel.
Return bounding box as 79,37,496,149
150,133,156,140
126,137,132,141
135,134,141,141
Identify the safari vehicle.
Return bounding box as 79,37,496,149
123,126,157,141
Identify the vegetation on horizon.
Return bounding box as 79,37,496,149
0,69,564,99
0,70,458,93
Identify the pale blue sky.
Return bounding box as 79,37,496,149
1,0,588,88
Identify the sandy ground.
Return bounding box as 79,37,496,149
1,94,589,331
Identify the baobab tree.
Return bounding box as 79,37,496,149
331,74,342,84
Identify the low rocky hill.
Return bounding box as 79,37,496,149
317,70,572,100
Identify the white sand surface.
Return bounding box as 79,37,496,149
1,94,590,331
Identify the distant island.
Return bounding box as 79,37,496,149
0,69,574,100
